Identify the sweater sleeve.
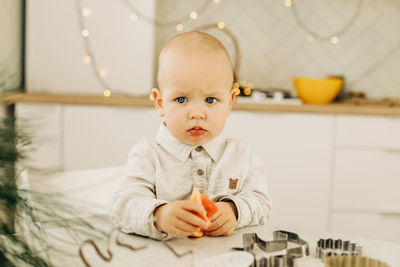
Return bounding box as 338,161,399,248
215,149,272,229
108,141,171,240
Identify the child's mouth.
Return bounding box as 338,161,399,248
188,126,207,136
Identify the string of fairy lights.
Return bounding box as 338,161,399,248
75,0,222,97
121,0,212,28
284,0,365,43
75,0,366,98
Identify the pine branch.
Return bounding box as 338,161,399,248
1,118,109,266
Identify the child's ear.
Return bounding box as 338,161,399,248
151,88,165,117
228,88,237,109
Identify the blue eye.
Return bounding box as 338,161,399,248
175,97,187,104
205,97,217,104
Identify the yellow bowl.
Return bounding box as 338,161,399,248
293,77,343,104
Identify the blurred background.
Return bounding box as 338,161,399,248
1,0,400,243
3,0,400,98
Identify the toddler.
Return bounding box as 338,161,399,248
109,31,271,239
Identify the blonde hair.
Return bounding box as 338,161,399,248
157,31,233,88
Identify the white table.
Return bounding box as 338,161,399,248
45,224,400,267
25,167,400,266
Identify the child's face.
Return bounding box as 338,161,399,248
153,48,235,146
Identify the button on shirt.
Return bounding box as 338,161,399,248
109,123,272,240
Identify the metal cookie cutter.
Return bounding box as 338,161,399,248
316,238,362,261
324,255,389,267
233,230,310,267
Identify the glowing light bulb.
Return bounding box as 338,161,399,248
190,12,198,19
130,13,138,21
235,88,240,95
213,0,221,3
82,8,91,17
98,69,107,77
244,87,251,96
82,55,91,63
233,82,240,89
217,22,225,29
331,36,339,44
307,34,314,42
284,0,292,7
176,24,183,31
103,89,111,97
81,29,90,37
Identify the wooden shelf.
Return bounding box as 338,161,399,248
0,92,153,107
2,92,400,116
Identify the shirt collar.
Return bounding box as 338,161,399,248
202,134,225,162
155,123,226,162
155,123,192,162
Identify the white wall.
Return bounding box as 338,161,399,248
26,0,155,96
0,0,22,120
0,0,22,94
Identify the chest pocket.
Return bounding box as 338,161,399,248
227,176,244,194
228,178,239,190
212,176,243,195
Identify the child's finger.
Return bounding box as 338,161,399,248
222,227,235,236
209,211,222,222
172,225,198,236
177,209,210,229
181,200,206,216
205,221,229,236
207,216,227,232
174,218,201,233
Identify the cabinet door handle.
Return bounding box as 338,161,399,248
379,211,400,217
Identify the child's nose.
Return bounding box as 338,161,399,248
189,109,205,120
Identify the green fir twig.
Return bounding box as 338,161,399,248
1,118,110,266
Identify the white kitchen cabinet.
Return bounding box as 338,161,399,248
16,103,63,170
333,148,400,213
225,112,334,234
15,104,161,170
332,115,400,243
336,115,400,149
63,105,161,170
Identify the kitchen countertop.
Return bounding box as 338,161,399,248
45,224,400,267
2,92,400,116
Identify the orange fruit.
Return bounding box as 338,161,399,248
190,230,205,238
188,187,218,237
201,193,218,218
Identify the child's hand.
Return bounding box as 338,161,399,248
154,200,210,236
205,201,237,237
